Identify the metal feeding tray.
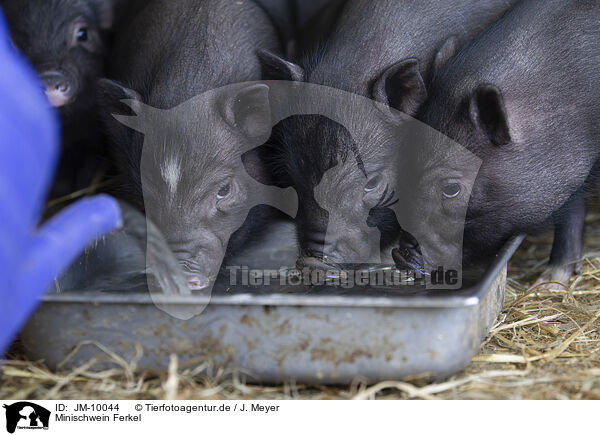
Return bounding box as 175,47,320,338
20,217,523,384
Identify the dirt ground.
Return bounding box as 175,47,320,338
1,211,599,400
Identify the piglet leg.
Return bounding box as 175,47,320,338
536,191,586,288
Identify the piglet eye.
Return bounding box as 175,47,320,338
217,184,231,200
364,176,381,193
76,27,88,42
442,183,461,199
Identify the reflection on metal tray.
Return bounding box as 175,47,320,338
21,218,523,383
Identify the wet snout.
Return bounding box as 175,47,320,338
392,230,425,273
298,227,380,272
297,223,343,270
40,71,75,107
183,271,211,291
297,248,343,272
171,236,226,291
174,254,217,291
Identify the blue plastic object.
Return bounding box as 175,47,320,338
0,9,122,356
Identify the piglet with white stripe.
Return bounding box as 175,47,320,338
98,0,289,291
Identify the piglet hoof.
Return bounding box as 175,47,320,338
532,264,574,291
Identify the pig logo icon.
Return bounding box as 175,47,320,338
3,402,50,433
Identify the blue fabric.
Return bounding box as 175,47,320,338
0,9,122,356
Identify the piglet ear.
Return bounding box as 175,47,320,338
90,0,116,29
470,84,511,146
372,58,427,117
258,49,305,82
433,35,459,76
97,78,147,133
241,143,291,188
223,83,272,141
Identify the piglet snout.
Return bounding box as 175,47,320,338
186,275,211,291
392,231,425,273
41,71,74,107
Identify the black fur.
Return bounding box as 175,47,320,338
98,0,282,287
414,0,600,277
259,0,519,266
2,0,122,198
